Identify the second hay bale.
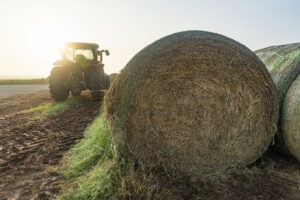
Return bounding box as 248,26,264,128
104,31,279,178
255,43,300,154
255,43,300,106
282,75,300,162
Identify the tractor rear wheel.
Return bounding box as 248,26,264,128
49,67,69,101
89,66,105,101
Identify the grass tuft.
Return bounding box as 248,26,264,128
59,114,115,179
56,114,149,200
57,114,121,200
25,98,77,117
58,161,119,200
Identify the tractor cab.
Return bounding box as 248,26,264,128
61,42,109,65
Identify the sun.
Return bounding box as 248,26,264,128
23,19,69,67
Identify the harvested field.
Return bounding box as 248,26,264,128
0,90,102,199
0,78,48,85
0,84,48,98
105,31,279,179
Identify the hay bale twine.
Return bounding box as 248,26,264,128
282,75,300,162
104,31,279,178
255,43,300,153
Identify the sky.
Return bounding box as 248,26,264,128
0,0,299,78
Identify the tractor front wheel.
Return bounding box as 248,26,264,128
49,67,69,101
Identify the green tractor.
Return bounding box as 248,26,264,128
49,42,110,101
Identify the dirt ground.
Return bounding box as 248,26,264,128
0,90,102,200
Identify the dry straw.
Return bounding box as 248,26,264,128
282,75,300,161
255,43,300,106
104,31,279,179
108,73,119,84
256,43,300,154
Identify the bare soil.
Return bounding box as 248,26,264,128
0,90,102,200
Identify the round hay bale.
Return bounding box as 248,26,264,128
255,43,300,106
255,43,300,153
282,75,300,162
104,31,279,178
109,73,119,84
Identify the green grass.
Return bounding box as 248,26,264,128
57,114,121,200
0,78,48,85
59,161,119,200
59,114,115,179
24,98,77,120
57,113,154,200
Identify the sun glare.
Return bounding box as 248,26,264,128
23,19,68,66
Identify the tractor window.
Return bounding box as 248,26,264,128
74,49,94,60
65,48,74,62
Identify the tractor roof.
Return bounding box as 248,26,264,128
64,42,99,49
